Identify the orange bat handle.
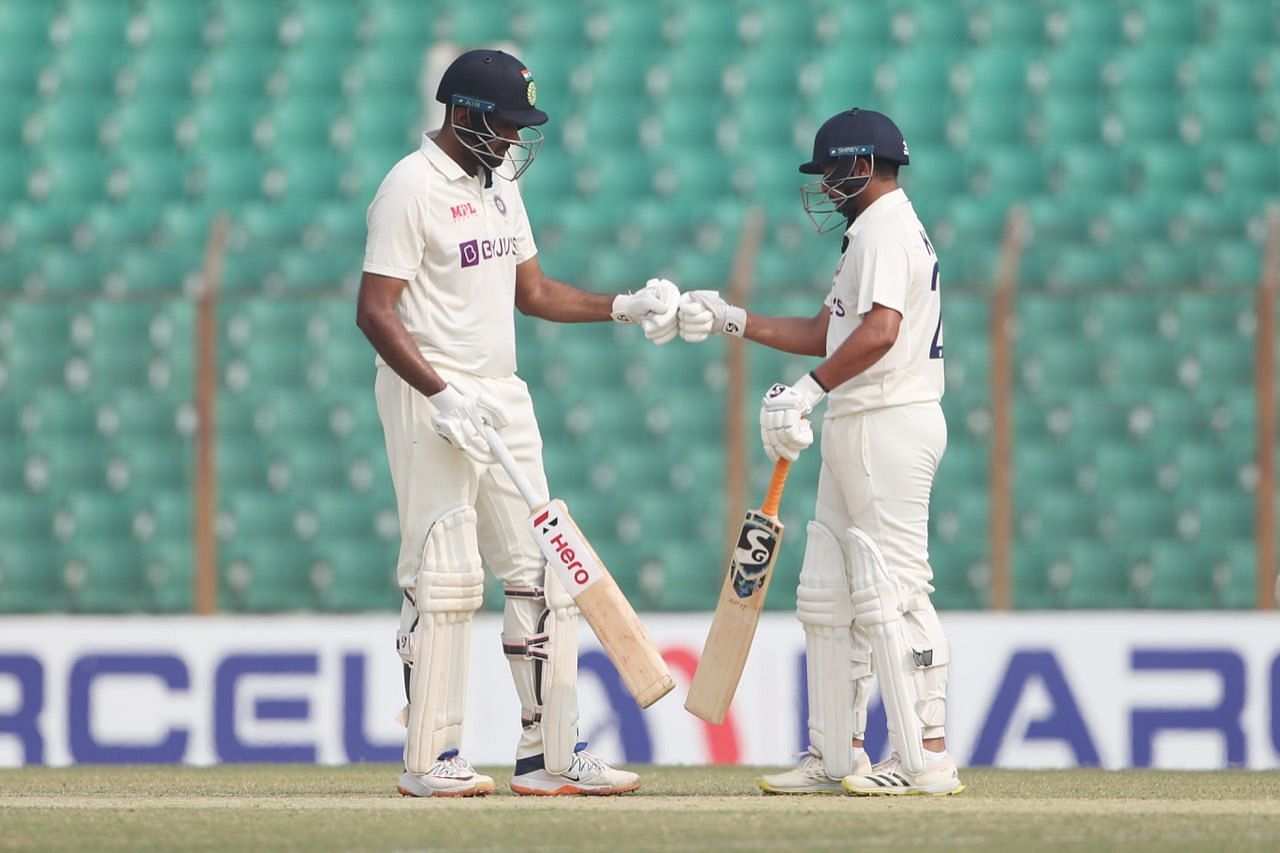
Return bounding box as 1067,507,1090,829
760,459,790,518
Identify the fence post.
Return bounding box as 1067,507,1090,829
194,216,229,615
990,207,1026,611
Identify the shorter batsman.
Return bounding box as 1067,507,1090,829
679,109,963,796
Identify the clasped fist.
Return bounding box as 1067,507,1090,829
758,375,827,463
429,385,511,464
612,278,680,344
678,290,746,342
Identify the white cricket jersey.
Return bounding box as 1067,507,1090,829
823,188,945,417
362,132,536,377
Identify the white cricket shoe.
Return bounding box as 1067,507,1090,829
397,749,495,798
510,742,640,796
758,747,871,795
841,750,965,797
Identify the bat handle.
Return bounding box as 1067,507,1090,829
760,459,790,517
482,425,540,510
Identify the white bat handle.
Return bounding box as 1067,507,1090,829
482,425,540,510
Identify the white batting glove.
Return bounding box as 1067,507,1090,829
678,290,746,343
612,278,680,345
428,385,511,465
759,374,827,463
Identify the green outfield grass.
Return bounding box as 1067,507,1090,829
2,765,1279,851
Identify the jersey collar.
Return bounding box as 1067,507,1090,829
420,131,471,183
844,187,909,237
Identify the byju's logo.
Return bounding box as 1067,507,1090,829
459,237,519,269
460,240,480,267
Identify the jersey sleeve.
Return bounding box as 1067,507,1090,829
362,173,427,280
849,234,911,316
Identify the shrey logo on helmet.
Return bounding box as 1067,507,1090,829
798,108,911,233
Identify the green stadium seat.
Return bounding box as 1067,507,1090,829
1185,489,1255,542
800,52,887,117
1046,2,1124,46
1171,292,1253,341
21,389,99,436
1017,337,1097,393
1181,92,1261,145
0,540,65,612
362,0,434,47
967,3,1048,46
1201,240,1263,288
1214,541,1257,608
1174,444,1250,493
134,540,194,612
1018,489,1097,543
948,98,1030,148
1216,144,1280,193
1211,3,1280,45
1098,490,1177,541
1146,542,1216,608
1027,48,1108,95
309,539,398,611
1011,541,1067,609
131,0,209,46
1014,441,1083,495
1106,92,1180,144
1064,541,1141,608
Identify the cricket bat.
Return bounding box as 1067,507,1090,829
483,426,675,708
685,459,791,724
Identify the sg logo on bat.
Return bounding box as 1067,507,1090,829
730,511,781,599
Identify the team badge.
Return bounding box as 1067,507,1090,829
527,81,537,105
494,196,507,215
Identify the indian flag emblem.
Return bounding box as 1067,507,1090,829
520,68,533,81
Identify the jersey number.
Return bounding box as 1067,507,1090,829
929,261,943,359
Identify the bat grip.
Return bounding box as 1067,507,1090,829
760,459,790,517
482,425,540,510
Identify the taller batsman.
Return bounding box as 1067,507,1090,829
356,49,679,798
680,109,963,796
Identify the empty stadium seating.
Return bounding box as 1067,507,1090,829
0,0,1275,613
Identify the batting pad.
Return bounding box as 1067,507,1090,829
404,506,485,774
796,521,858,779
848,526,926,776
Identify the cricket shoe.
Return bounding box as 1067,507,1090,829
841,750,965,797
758,747,871,795
510,742,640,796
397,750,495,797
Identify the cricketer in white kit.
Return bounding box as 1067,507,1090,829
679,108,963,797
356,49,679,798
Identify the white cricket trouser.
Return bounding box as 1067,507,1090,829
375,366,548,591
376,365,577,763
815,401,947,598
815,401,951,741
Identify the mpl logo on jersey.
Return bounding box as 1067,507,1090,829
459,236,519,268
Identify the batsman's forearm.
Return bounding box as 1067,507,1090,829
743,313,827,356
518,276,616,323
812,325,894,390
356,310,448,397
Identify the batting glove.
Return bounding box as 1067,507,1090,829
429,385,511,465
759,374,827,463
612,278,680,345
678,290,746,343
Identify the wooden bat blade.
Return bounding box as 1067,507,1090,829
685,509,785,724
528,499,675,708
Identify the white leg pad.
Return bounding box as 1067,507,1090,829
796,521,856,779
402,506,484,774
848,526,925,776
903,594,951,740
849,626,874,741
502,569,579,774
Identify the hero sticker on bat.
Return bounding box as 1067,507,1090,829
730,511,782,598
531,502,602,595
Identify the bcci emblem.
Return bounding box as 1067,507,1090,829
527,81,537,105
494,196,507,215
